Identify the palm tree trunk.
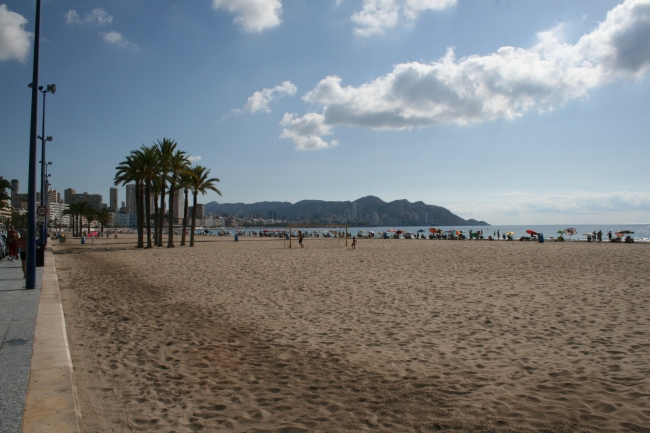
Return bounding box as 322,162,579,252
190,191,197,247
153,193,159,245
158,183,166,247
167,183,175,247
181,188,189,246
145,180,152,248
136,180,144,248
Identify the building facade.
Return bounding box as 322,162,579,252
125,184,136,215
48,189,61,206
194,204,205,220
70,192,104,211
49,203,70,227
63,188,76,205
109,187,118,212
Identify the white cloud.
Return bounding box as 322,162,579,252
352,0,456,36
280,113,339,150
66,8,113,25
282,0,650,149
237,81,297,114
212,0,282,32
0,4,32,62
100,31,138,50
188,156,202,163
453,191,650,216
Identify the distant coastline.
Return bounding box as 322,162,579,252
204,195,489,227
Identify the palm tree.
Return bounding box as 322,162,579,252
0,178,11,209
96,209,111,233
179,171,193,246
166,150,189,248
133,145,158,248
151,178,161,245
84,209,96,235
63,203,80,236
115,155,145,248
189,165,221,247
154,138,177,247
76,202,92,237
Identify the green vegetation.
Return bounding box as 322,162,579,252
115,138,221,249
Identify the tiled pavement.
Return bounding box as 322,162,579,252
0,257,42,433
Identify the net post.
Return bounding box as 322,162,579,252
289,225,292,249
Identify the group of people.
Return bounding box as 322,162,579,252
2,226,27,277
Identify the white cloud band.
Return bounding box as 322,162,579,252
66,8,113,25
282,0,650,149
0,5,32,62
238,81,297,113
352,0,456,36
100,31,138,50
212,0,282,32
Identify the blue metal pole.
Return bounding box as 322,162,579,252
27,0,42,289
40,91,47,245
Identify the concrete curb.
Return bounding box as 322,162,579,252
22,248,83,433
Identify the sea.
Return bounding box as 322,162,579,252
203,224,650,242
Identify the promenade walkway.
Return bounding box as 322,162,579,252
0,258,41,433
0,249,82,433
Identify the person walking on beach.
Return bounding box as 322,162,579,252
18,231,27,277
298,230,304,248
608,231,612,241
351,236,357,249
7,226,18,262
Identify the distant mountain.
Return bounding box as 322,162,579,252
204,196,488,226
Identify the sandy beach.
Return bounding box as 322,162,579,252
53,236,650,432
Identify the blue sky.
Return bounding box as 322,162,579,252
1,0,649,224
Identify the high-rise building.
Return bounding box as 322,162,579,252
172,189,184,224
194,204,205,220
70,192,103,211
351,202,358,218
48,189,60,206
11,179,19,207
109,187,118,212
64,188,75,205
125,184,136,215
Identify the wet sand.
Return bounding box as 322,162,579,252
54,236,650,432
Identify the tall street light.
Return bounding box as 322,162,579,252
40,161,52,240
37,83,55,245
26,0,43,290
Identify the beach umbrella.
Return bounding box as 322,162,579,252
506,231,515,236
396,230,404,234
417,229,424,232
387,229,396,232
429,228,438,233
619,230,634,234
564,228,578,236
526,229,538,236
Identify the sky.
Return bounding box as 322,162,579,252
1,0,649,224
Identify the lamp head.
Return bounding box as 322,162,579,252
46,136,53,141
38,85,44,91
47,84,56,94
28,83,33,88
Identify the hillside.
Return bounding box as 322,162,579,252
204,196,488,226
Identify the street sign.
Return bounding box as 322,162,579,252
37,206,48,217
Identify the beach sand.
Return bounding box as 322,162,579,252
54,236,650,432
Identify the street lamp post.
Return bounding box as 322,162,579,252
26,0,43,290
38,84,55,245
